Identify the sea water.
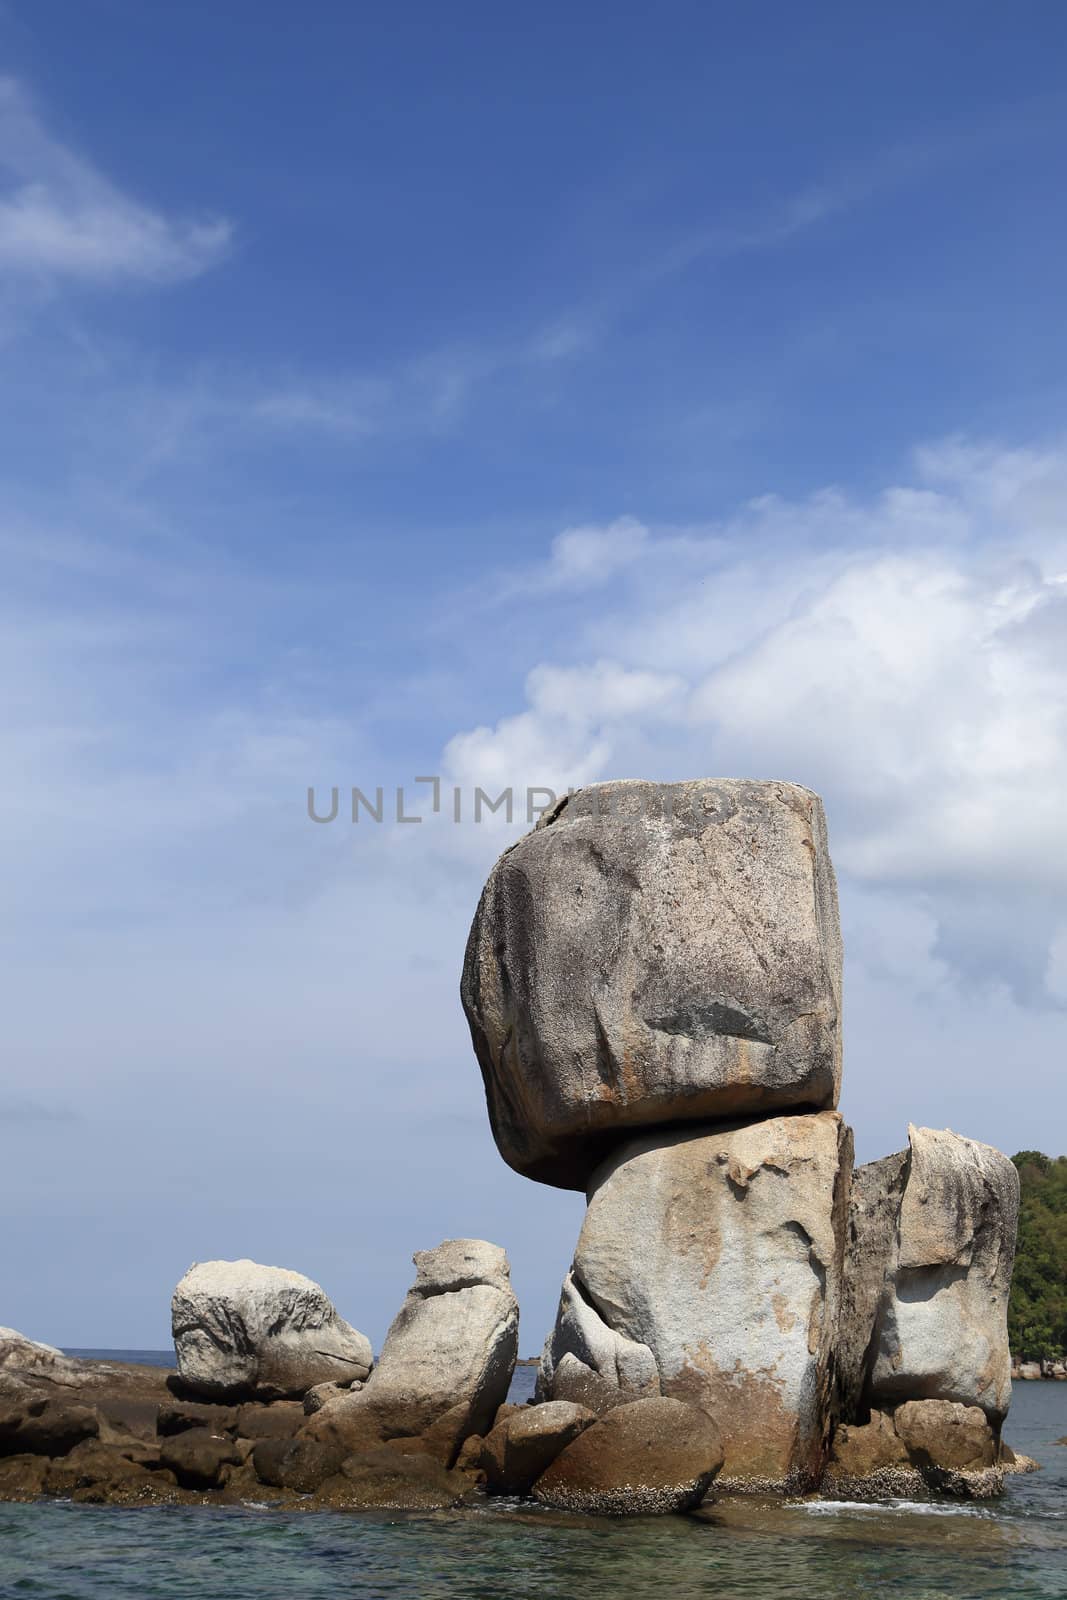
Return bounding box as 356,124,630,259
1,1366,1064,1599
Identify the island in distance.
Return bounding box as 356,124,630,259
0,779,1038,1513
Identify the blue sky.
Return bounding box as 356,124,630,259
2,3,1067,1350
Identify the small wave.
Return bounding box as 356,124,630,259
797,1499,985,1518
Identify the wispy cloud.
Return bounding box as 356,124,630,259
0,77,231,283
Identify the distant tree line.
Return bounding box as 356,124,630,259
1009,1151,1067,1360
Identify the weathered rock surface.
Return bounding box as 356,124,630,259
479,1400,595,1495
532,1396,724,1515
538,1112,851,1488
893,1400,996,1471
0,1396,100,1457
836,1150,909,1421
462,779,843,1189
304,1240,518,1464
869,1127,1019,1421
159,1428,242,1489
825,1400,1002,1500
536,1271,660,1406
171,1259,372,1399
317,1445,475,1510
0,1329,83,1397
543,1352,635,1416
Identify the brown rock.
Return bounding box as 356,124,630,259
480,1401,596,1495
159,1428,242,1488
157,1402,239,1437
826,1410,909,1478
0,1453,48,1500
252,1436,346,1493
317,1446,474,1510
0,1397,100,1457
533,1396,723,1516
462,779,843,1189
234,1402,304,1440
893,1400,996,1472
303,1382,359,1416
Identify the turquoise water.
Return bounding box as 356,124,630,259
1,1380,1064,1599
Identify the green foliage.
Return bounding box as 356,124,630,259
1009,1151,1067,1360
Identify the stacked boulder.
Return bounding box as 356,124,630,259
462,777,1021,1499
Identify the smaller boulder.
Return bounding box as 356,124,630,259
533,1397,723,1516
0,1397,100,1458
234,1402,304,1441
303,1381,361,1416
0,1454,48,1500
480,1401,595,1495
318,1446,474,1510
159,1429,242,1489
893,1400,996,1472
545,1353,628,1416
252,1436,346,1494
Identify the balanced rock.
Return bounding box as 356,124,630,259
304,1239,518,1462
532,1396,723,1515
171,1260,372,1399
461,779,843,1188
538,1111,851,1488
867,1127,1019,1421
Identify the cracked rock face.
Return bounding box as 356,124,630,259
868,1126,1019,1422
305,1239,518,1452
461,778,842,1189
538,1112,852,1487
171,1260,372,1399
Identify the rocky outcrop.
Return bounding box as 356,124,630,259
462,779,843,1189
303,1240,518,1464
867,1127,1019,1422
532,1396,724,1515
171,1260,372,1399
537,1111,852,1489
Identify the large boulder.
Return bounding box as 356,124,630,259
461,778,843,1189
532,1396,723,1515
304,1239,518,1463
171,1260,372,1399
868,1127,1019,1421
537,1112,852,1489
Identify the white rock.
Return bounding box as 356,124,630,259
869,1126,1019,1421
171,1260,372,1398
308,1239,518,1449
539,1112,852,1488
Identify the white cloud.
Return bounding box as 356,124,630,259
0,78,231,283
442,440,1067,1004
